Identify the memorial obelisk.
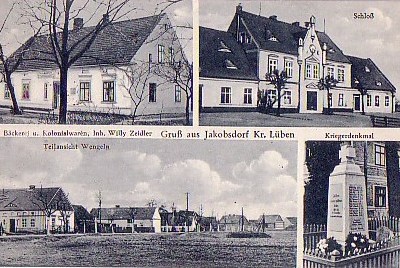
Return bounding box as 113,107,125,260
327,143,369,245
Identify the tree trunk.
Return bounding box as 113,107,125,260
58,67,69,124
276,87,281,116
185,92,190,125
5,74,22,115
46,216,51,235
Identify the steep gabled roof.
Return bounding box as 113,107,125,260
90,207,157,221
227,10,350,64
219,214,249,224
73,205,93,221
200,26,258,80
12,14,162,71
258,214,284,224
0,186,72,212
347,55,396,93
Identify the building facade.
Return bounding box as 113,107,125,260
90,206,161,233
0,14,189,118
0,186,74,234
200,5,396,114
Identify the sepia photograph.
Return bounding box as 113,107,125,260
303,141,400,266
199,1,400,127
0,0,193,125
0,138,297,267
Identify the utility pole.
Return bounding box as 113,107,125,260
185,192,189,211
241,207,244,232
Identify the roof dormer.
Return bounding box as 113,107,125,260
218,40,231,53
225,59,238,69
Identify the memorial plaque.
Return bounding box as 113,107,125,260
329,183,343,232
349,184,365,232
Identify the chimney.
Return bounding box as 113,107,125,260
29,185,35,190
236,3,243,14
269,15,277,21
103,14,110,24
292,22,300,27
115,205,120,208
73,18,83,30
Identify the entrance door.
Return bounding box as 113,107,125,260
307,91,318,111
9,219,16,233
353,94,361,111
53,82,60,109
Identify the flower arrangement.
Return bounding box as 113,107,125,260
316,237,342,255
345,232,369,255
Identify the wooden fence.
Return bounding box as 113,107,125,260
304,217,400,267
371,115,400,128
304,235,400,268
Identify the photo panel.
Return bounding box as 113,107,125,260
199,1,399,128
0,138,297,267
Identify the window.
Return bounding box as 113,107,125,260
158,44,165,63
22,218,27,228
22,83,30,100
240,32,246,43
313,64,319,79
175,85,181,102
79,82,91,101
4,84,10,99
283,90,292,105
284,60,293,78
338,68,345,82
385,96,390,107
103,81,115,102
149,83,157,102
327,66,335,78
375,95,380,107
148,53,152,70
375,144,385,166
244,88,252,104
43,83,48,100
268,57,278,74
168,47,174,64
306,63,319,79
367,95,372,106
338,93,344,106
267,89,277,101
220,87,231,104
51,218,55,228
375,186,386,207
225,59,237,69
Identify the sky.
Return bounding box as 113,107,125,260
0,0,193,60
0,138,297,220
200,0,400,97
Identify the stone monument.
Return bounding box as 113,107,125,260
327,144,369,245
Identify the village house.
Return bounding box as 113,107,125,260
0,185,74,234
0,13,189,119
218,214,252,232
160,208,200,232
72,205,94,233
90,205,161,233
199,4,396,114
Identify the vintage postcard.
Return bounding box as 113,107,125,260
199,1,399,128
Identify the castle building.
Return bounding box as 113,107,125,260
200,5,396,114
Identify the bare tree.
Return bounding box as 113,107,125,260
119,61,153,123
265,69,287,117
19,0,135,124
0,3,40,115
31,187,71,235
